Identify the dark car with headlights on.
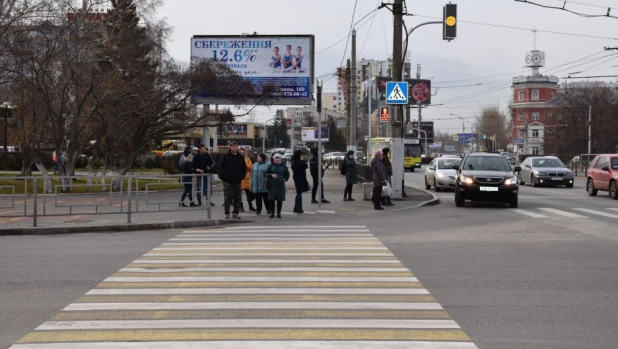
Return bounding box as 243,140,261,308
453,152,521,208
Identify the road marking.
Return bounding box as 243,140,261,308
607,208,618,212
77,294,435,303
104,276,420,282
154,246,389,250
185,230,371,233
85,288,430,295
64,302,443,311
12,341,478,348
220,226,369,229
143,253,395,256
573,208,618,219
538,208,589,218
511,209,548,218
36,319,460,330
132,259,401,264
170,237,381,241
118,267,411,272
96,281,424,289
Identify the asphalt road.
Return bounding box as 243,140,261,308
1,171,617,348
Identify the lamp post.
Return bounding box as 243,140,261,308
1,102,16,152
262,117,277,152
579,100,592,176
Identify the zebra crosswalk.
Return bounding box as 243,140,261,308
511,207,618,219
10,225,477,349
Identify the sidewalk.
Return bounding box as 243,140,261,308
0,168,436,235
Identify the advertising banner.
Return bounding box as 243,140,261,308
301,127,329,142
219,124,248,138
191,35,314,105
457,133,477,144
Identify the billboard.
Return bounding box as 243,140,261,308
406,122,434,143
219,124,248,138
301,127,329,142
457,133,477,144
191,35,315,105
376,77,431,105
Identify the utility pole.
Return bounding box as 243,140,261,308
416,64,422,148
213,105,219,152
202,104,210,149
350,30,357,151
346,59,351,147
367,62,372,158
391,0,404,138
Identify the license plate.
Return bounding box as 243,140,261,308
480,187,499,192
551,177,562,181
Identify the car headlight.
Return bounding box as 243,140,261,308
504,177,517,185
437,173,445,179
459,175,474,184
533,171,540,175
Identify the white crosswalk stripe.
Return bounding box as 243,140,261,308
10,226,477,348
511,209,549,218
538,208,589,218
573,208,618,219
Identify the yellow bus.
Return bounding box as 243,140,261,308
370,137,422,172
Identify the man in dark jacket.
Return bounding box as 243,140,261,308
193,144,215,207
309,147,330,204
218,142,246,219
371,150,388,210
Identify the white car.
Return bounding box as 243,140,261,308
425,157,462,192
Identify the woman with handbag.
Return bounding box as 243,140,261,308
371,150,388,210
266,153,290,218
381,147,395,206
343,150,358,201
291,150,309,214
251,153,272,215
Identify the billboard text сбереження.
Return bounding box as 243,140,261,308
191,35,314,105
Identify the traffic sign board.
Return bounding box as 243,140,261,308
453,135,459,142
385,82,409,104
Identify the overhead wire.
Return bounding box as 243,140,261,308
338,0,359,69
359,0,381,58
548,0,618,10
514,0,618,19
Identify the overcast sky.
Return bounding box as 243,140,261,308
161,0,618,133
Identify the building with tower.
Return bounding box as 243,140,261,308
511,50,564,156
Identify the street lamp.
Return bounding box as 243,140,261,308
578,100,592,175
0,102,16,152
262,117,277,151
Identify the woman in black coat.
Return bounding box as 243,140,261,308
381,147,394,206
291,150,309,213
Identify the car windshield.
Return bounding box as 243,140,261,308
355,152,364,157
611,157,618,169
463,156,511,171
333,152,342,156
438,159,461,169
532,158,564,168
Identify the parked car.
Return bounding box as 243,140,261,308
586,154,618,199
425,157,462,191
519,156,574,188
453,152,521,208
500,152,516,165
355,151,367,164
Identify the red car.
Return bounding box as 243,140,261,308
586,154,618,199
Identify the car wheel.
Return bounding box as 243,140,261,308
531,174,538,187
519,175,526,185
455,190,465,207
610,180,618,200
587,178,598,197
424,177,431,190
410,167,415,172
566,183,574,188
508,196,518,208
434,184,440,192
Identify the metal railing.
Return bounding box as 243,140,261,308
0,173,212,227
332,159,373,183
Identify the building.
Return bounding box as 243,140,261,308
323,92,337,111
286,107,345,149
511,50,562,156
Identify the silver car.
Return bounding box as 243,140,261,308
519,156,574,188
425,157,462,191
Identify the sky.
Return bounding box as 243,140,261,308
160,0,618,134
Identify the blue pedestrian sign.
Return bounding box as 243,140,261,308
386,82,409,104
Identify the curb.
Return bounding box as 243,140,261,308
0,219,246,236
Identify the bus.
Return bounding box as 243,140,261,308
370,137,422,172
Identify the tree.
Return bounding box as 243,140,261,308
269,116,290,149
325,116,347,152
474,105,510,152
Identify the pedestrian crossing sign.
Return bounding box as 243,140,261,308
386,81,409,104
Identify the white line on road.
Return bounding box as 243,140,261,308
132,259,400,264
119,267,410,272
538,208,589,218
185,230,371,233
511,209,549,218
63,302,443,311
36,319,460,331
573,208,618,219
10,341,478,349
221,226,368,229
142,253,394,257
167,239,381,243
86,288,430,295
608,208,618,212
177,233,374,237
104,277,419,283
153,247,388,250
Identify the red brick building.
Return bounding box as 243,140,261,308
511,50,565,156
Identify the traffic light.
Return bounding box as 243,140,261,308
361,65,368,81
443,3,457,41
316,85,322,113
483,133,487,139
380,107,390,123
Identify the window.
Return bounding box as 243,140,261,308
548,113,553,121
532,112,539,121
518,113,523,121
532,90,539,100
546,129,553,137
532,129,539,138
595,157,605,169
518,90,524,101
519,130,525,138
532,146,540,155
557,114,563,120
603,158,610,169
611,157,618,170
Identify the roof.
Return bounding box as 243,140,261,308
466,152,504,157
